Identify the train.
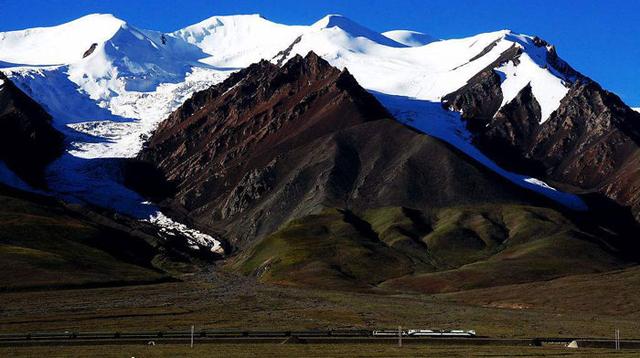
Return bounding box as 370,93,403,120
372,329,477,337
0,329,477,341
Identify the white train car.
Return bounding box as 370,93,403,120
410,329,476,337
373,329,476,337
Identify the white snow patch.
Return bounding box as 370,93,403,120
67,67,231,158
524,178,557,191
633,107,640,113
148,212,224,254
382,30,437,47
494,34,570,123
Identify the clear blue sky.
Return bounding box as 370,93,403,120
1,0,638,106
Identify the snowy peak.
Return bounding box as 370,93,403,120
382,30,437,47
69,22,204,96
311,14,360,29
0,13,126,66
480,31,582,123
181,13,267,29
72,13,126,28
2,13,212,101
173,14,304,67
175,13,275,42
311,14,405,47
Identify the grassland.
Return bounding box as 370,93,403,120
2,265,640,339
233,205,627,293
1,190,639,356
0,186,169,291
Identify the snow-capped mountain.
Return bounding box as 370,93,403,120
0,14,228,253
166,15,584,210
2,12,638,249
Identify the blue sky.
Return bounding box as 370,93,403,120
1,0,638,106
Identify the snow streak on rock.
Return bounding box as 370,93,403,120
494,34,571,123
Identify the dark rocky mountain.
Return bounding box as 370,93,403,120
139,52,538,247
442,39,640,221
137,52,633,292
0,72,65,187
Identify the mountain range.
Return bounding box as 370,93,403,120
0,13,639,293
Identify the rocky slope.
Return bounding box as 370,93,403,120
443,38,640,221
139,52,540,246
0,73,64,187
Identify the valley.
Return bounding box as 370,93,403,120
2,266,640,342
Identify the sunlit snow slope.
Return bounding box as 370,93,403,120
0,12,596,239
382,30,437,46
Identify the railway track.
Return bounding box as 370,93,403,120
1,330,639,350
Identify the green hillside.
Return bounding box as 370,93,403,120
0,186,168,291
232,205,628,293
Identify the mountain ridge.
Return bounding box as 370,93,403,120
135,53,633,294
0,13,638,294
0,13,638,255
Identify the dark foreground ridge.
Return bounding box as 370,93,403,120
0,72,65,187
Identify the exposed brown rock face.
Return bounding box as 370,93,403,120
442,42,640,221
442,44,522,129
140,52,391,186
442,69,503,129
473,84,547,175
0,72,65,187
82,43,98,58
139,52,541,248
533,82,640,212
